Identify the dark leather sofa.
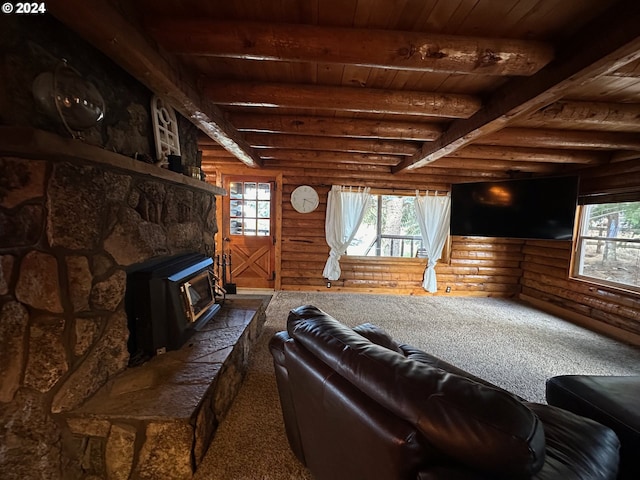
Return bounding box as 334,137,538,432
269,305,621,480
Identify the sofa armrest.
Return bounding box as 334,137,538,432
269,331,306,465
269,330,289,366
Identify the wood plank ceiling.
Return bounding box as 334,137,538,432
48,0,640,181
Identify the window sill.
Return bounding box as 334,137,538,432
570,275,640,297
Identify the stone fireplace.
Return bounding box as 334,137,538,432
0,128,262,479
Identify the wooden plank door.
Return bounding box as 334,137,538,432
221,176,276,290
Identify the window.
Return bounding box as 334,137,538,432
572,201,640,292
347,194,423,257
229,181,271,236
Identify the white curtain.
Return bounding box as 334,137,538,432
414,191,451,292
323,185,372,280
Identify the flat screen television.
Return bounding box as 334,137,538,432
450,176,579,240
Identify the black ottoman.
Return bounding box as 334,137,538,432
546,375,640,480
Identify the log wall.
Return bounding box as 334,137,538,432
519,159,640,345
205,155,640,342
204,157,524,297
520,240,640,344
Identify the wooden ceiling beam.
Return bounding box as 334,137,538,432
227,113,442,141
244,133,419,156
205,82,481,118
146,19,553,76
47,0,263,168
480,128,640,151
393,0,640,173
523,100,640,130
255,149,401,166
450,145,607,164
426,158,559,174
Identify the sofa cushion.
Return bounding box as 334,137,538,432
353,322,403,354
288,305,546,478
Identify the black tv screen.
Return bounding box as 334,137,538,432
450,176,579,240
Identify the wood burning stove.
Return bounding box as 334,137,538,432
125,253,222,364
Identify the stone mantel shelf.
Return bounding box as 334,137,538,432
0,126,227,196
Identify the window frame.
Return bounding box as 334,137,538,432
228,180,272,237
570,203,640,294
344,190,451,262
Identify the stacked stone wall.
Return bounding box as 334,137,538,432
0,155,218,479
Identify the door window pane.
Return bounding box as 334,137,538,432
230,219,242,235
230,182,242,199
244,182,257,199
258,183,271,200
230,200,242,217
243,218,257,236
229,181,272,237
257,219,270,236
258,201,270,218
244,201,257,217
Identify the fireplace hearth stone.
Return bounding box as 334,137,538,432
61,296,269,479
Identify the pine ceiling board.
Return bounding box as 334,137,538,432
316,61,347,86
230,0,267,21
434,74,503,96
271,0,318,24
497,0,555,38
196,57,320,84
348,111,444,125
357,66,406,91
302,0,320,24
317,0,358,27
513,118,640,133
442,0,482,35
389,0,438,32
352,0,411,29
341,64,373,89
363,67,449,92
453,0,523,37
390,69,429,92
449,0,607,39
402,70,449,92
533,0,614,40
566,77,640,104
417,0,467,33
251,0,294,22
178,56,241,80
377,0,418,30
221,106,296,118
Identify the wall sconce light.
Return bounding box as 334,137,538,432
32,59,105,139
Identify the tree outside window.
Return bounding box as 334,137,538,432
347,195,423,257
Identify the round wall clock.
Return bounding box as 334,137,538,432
291,185,319,213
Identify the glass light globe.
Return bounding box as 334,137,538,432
32,61,105,133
